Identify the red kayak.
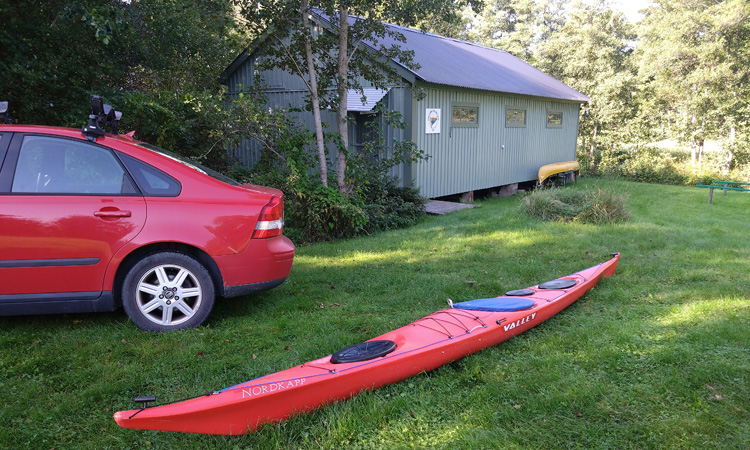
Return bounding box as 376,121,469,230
114,253,620,435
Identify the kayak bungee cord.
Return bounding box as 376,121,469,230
412,309,488,338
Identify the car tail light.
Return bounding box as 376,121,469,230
253,196,284,239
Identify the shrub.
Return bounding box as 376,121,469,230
525,187,629,225
117,90,231,171
360,176,426,234
247,167,426,244
288,184,368,243
597,146,689,185
581,144,750,187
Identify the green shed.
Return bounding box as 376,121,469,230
221,12,589,199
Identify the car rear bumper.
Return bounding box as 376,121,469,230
223,277,288,298
214,235,295,296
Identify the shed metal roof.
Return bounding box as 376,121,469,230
314,11,589,103
347,88,389,111
388,27,589,102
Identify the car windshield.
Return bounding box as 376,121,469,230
135,143,240,186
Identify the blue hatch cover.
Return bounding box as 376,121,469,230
453,297,535,312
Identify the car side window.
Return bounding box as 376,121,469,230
118,152,181,196
11,135,138,195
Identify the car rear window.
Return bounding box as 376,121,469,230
135,143,240,186
118,152,181,196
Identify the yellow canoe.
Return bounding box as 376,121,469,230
538,161,580,185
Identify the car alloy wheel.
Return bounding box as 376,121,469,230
122,252,215,331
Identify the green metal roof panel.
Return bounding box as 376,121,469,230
373,24,589,103
310,10,589,103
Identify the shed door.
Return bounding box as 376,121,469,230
348,112,379,157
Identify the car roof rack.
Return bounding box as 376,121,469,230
82,95,122,141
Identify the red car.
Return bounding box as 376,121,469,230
0,100,294,331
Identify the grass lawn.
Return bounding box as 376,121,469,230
1,178,748,449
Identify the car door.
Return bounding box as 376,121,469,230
0,133,146,299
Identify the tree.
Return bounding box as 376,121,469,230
0,0,128,124
460,0,542,61
241,0,467,194
449,0,567,63
120,0,243,93
636,0,750,170
535,0,637,166
0,0,241,125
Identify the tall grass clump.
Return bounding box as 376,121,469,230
524,187,629,224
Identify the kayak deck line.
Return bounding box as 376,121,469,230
114,253,620,435
127,391,212,420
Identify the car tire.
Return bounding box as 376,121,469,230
121,252,215,332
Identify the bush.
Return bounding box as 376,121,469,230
287,184,368,243
247,166,426,244
117,90,231,171
597,146,689,185
582,144,750,187
360,176,426,234
525,187,629,225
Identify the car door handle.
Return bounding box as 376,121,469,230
94,209,132,218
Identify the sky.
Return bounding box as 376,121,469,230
609,0,654,23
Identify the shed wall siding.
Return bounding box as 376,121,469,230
225,57,583,199
225,56,413,174
412,85,580,198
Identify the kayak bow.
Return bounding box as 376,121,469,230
114,253,620,435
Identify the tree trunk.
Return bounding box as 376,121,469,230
301,0,328,187
690,116,697,167
336,5,350,194
690,142,697,167
589,122,598,171
725,125,736,173
699,119,706,167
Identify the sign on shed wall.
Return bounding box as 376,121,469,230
425,108,441,134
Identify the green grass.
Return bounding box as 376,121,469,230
1,178,749,449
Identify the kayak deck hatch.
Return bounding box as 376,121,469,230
453,297,536,312
538,278,577,289
331,340,397,364
505,289,534,296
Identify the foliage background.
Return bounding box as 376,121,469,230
2,0,748,235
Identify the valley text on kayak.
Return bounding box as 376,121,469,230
503,312,537,332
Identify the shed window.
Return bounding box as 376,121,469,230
506,108,526,128
547,111,563,128
451,103,479,128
